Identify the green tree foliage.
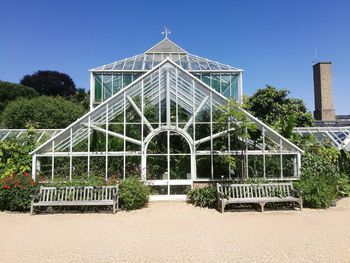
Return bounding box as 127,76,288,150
0,80,38,114
20,70,76,97
68,88,90,110
1,96,85,129
246,85,313,138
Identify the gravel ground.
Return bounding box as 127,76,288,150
1,199,350,263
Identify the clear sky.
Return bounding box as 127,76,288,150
0,0,349,114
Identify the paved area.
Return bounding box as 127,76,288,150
1,199,350,263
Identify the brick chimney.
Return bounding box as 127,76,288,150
313,62,336,121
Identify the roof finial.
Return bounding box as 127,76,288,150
161,26,171,39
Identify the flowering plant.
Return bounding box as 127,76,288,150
0,171,37,211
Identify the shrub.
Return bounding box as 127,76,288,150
0,171,37,211
1,96,85,129
187,185,217,208
0,127,36,180
0,80,38,115
296,146,350,208
119,177,150,210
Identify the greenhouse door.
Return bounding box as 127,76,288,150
143,129,194,200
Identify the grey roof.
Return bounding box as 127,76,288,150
91,38,242,72
146,38,186,53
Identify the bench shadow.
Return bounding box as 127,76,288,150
223,203,301,213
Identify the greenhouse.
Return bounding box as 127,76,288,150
30,37,303,199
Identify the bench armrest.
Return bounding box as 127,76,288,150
217,192,227,200
291,189,303,198
30,193,42,201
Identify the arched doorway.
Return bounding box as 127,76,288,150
142,127,195,198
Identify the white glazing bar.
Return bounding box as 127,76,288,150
102,74,104,103
51,140,55,181
90,72,95,109
69,128,73,181
88,124,142,146
280,138,283,179
195,128,235,145
210,92,213,180
238,72,243,104
262,127,266,179
31,154,36,181
166,68,171,126
141,79,144,179
245,129,249,178
158,68,161,127
123,91,126,180
1,131,10,141
176,68,179,128
127,95,154,131
192,79,196,151
167,130,170,195
183,96,209,132
105,104,109,181
87,116,91,177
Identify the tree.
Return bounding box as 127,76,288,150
0,80,38,114
1,96,85,129
246,85,313,138
20,70,76,97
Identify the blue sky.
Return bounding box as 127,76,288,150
0,0,349,114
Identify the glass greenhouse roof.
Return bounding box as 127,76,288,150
91,39,242,72
294,126,350,151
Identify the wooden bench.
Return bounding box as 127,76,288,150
30,185,119,215
217,182,302,213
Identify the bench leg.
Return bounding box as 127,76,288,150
259,202,266,212
299,199,303,211
221,200,226,213
113,199,116,215
30,201,34,215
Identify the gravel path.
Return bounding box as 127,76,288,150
1,199,350,263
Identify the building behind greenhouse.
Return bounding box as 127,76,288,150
30,35,303,199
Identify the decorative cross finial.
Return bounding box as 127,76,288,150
161,26,171,39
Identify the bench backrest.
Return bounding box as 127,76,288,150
217,183,295,199
38,185,118,202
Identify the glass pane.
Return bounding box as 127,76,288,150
196,155,211,179
133,56,144,70
170,185,190,195
150,185,168,195
123,74,132,88
265,155,281,178
147,156,167,180
112,74,122,94
113,60,125,70
94,74,102,102
170,155,191,180
123,58,135,70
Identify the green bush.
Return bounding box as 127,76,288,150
119,177,150,210
296,146,350,208
0,171,37,211
187,185,217,208
1,96,85,129
0,80,38,116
